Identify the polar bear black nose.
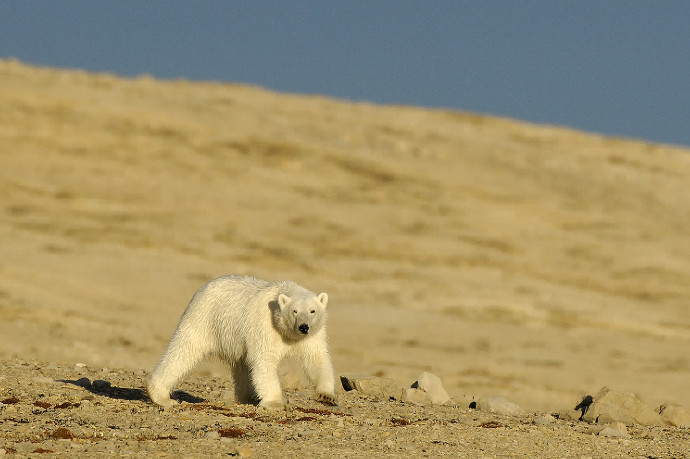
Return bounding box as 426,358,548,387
298,324,309,334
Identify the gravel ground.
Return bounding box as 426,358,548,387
1,359,688,458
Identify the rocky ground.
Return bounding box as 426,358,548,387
1,359,688,458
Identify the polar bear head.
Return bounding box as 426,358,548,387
276,290,328,340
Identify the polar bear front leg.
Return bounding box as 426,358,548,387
302,345,337,405
248,356,285,409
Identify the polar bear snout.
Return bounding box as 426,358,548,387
298,324,309,334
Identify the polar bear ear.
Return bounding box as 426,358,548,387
317,292,328,308
278,294,291,309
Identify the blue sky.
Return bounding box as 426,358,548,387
2,1,689,147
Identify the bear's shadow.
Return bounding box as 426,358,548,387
59,378,205,404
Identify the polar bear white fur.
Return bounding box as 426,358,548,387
147,275,336,409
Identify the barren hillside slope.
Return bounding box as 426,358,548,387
1,59,689,412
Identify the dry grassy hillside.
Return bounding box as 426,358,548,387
1,58,689,412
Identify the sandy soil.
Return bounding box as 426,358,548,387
1,59,690,456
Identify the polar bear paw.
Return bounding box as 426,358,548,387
259,399,287,411
147,384,179,410
317,392,338,406
150,395,179,410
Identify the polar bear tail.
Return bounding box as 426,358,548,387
147,323,212,408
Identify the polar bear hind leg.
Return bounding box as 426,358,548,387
230,359,259,404
147,327,212,408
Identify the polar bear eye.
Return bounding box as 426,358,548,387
310,309,316,314
292,309,297,314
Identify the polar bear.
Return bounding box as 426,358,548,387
147,275,336,409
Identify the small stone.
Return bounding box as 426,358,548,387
75,363,87,369
234,445,252,457
656,404,690,428
533,414,557,426
596,413,619,425
51,427,75,440
585,425,606,435
411,372,450,405
400,387,432,406
339,375,399,399
474,396,525,416
205,431,220,440
598,426,630,438
14,442,35,454
606,421,628,434
558,407,583,421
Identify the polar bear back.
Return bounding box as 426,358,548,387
178,275,307,357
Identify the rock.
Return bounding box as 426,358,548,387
474,396,525,416
581,387,662,426
597,426,630,438
607,421,628,434
204,430,220,440
340,375,399,399
533,414,556,426
13,442,35,454
411,372,450,405
657,404,690,427
400,387,432,406
557,408,582,422
234,445,252,457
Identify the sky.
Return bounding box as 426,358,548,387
1,1,689,147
